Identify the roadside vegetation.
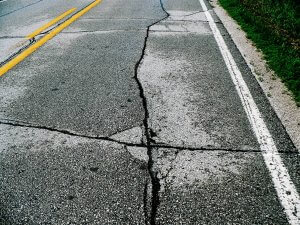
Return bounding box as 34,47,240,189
218,0,300,104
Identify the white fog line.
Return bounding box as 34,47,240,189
198,0,300,224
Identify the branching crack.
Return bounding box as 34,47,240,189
0,119,146,148
0,40,33,67
152,143,261,153
158,149,180,181
60,29,145,34
167,19,222,24
183,11,205,17
1,118,297,154
134,0,169,224
150,143,299,154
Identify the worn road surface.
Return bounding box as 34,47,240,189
0,0,299,224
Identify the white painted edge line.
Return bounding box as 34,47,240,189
198,0,300,224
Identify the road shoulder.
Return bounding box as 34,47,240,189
210,0,300,151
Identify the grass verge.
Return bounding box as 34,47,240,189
218,0,300,104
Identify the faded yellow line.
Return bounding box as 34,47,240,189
26,8,77,39
0,0,102,77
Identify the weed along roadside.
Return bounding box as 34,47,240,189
218,0,300,104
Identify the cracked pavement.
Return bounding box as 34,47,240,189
0,0,299,224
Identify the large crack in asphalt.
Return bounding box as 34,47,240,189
2,0,297,223
133,0,169,224
2,118,298,155
0,119,146,148
0,39,33,67
131,1,299,223
2,118,287,154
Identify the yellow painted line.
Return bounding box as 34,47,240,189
26,8,77,39
0,0,102,77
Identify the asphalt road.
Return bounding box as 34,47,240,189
0,0,299,224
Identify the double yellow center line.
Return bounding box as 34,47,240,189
0,0,102,77
26,8,77,40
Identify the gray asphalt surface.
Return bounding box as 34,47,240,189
0,0,299,224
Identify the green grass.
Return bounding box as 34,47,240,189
218,0,300,104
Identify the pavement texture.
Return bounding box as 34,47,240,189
155,148,287,224
0,124,148,224
141,21,259,150
0,0,299,224
0,31,146,136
